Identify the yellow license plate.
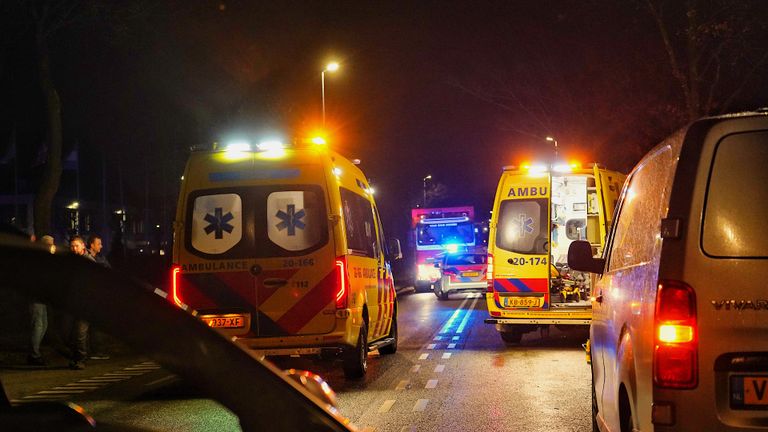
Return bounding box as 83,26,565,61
731,376,768,408
502,296,544,308
462,271,480,277
201,315,245,329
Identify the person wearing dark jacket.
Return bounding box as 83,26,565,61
87,234,111,360
69,236,94,369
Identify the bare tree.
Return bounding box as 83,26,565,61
646,0,768,120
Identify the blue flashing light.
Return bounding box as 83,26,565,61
445,244,459,253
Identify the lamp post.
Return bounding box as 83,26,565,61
423,175,432,207
546,136,558,161
321,62,340,126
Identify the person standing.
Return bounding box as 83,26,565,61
87,234,110,360
69,235,94,370
28,235,55,366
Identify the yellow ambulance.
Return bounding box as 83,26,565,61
485,162,625,343
171,137,400,378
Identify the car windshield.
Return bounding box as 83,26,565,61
417,222,475,246
445,254,487,266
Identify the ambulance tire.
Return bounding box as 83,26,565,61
379,316,398,355
343,323,368,379
500,329,523,344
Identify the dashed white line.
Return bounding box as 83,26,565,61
439,297,471,334
419,353,429,360
413,399,429,411
452,336,460,341
37,390,87,394
146,375,176,387
442,353,452,359
410,365,421,373
395,380,410,390
425,379,438,389
378,399,396,413
433,336,443,341
22,395,64,400
448,343,457,349
434,364,445,373
427,343,437,350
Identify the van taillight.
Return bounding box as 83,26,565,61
654,280,697,389
335,257,349,309
171,265,183,307
487,254,495,293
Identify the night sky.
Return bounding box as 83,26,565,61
2,0,768,239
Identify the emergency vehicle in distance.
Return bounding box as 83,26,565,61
171,136,401,378
485,161,625,343
410,206,476,292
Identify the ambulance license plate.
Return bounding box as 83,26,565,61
462,271,479,277
502,296,544,308
730,375,768,409
202,315,245,329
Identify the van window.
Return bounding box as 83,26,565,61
340,188,376,258
185,185,328,259
702,131,768,258
607,141,680,271
496,198,548,254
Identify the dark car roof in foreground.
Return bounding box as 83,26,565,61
0,232,355,432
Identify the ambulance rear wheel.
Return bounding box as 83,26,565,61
379,316,398,355
500,329,523,344
343,323,368,379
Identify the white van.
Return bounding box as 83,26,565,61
569,110,768,431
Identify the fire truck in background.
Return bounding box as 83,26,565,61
411,206,476,292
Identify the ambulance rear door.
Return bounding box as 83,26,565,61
490,172,551,311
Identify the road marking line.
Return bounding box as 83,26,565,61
455,296,479,334
53,386,101,391
22,395,64,400
413,399,429,411
442,353,452,359
427,343,436,350
419,353,429,360
78,378,128,382
410,365,421,373
126,366,161,370
452,336,460,341
378,399,396,413
448,343,457,349
439,297,471,334
37,390,86,394
434,364,445,373
425,379,438,389
146,375,176,387
105,372,144,376
433,336,442,341
395,380,409,390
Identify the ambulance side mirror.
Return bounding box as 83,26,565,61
568,240,604,275
389,238,403,260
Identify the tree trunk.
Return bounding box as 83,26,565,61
32,29,63,237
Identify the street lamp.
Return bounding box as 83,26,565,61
423,175,432,208
321,62,340,126
545,136,558,161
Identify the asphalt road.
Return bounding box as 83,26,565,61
1,289,592,431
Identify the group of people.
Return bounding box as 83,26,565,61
28,233,111,370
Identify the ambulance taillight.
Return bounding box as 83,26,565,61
486,254,495,293
335,257,350,309
171,265,183,307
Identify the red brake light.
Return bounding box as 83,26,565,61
171,265,183,307
486,254,495,293
335,257,349,309
654,280,697,389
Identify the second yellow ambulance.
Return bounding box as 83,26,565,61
485,162,625,343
